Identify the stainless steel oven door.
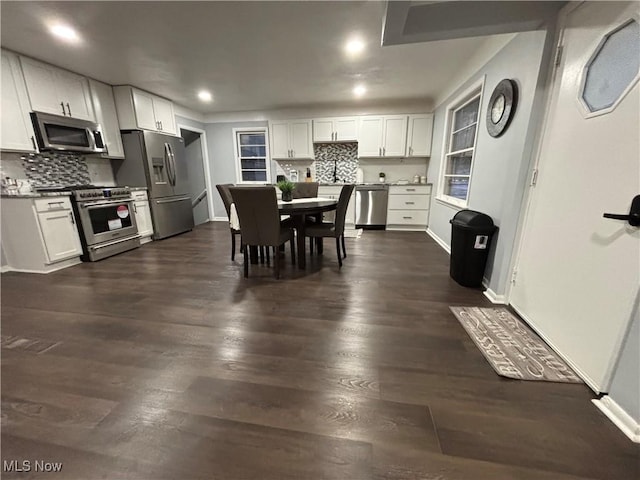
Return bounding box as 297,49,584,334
77,199,138,245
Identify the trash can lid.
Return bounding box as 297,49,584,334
450,209,496,229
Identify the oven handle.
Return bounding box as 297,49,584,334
89,234,141,250
80,199,133,208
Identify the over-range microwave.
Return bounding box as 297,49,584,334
31,111,107,154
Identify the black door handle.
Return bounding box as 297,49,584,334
603,195,640,227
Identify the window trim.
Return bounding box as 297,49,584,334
233,127,271,184
436,76,485,209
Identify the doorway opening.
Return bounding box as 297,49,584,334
179,126,213,226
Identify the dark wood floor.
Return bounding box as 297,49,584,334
1,222,637,479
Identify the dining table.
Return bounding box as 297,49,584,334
230,197,338,269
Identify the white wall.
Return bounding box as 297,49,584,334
427,29,552,296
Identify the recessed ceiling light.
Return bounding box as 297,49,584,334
353,84,367,97
198,90,213,102
345,38,365,56
48,23,80,43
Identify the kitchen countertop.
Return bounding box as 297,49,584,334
1,191,72,198
319,182,433,186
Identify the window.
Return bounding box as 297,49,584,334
438,82,483,207
233,128,270,183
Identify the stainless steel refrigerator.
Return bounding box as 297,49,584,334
116,130,194,239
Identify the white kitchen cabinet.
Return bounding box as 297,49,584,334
318,185,355,228
386,184,432,231
113,86,178,136
406,114,434,157
89,79,125,159
357,115,407,158
269,119,313,159
20,56,95,121
1,50,37,152
313,117,358,142
131,190,154,243
1,195,82,273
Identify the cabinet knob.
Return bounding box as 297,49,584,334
66,102,72,117
30,136,36,150
60,102,66,116
69,212,75,225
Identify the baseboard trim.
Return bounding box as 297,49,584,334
426,228,450,254
593,396,640,443
0,258,82,275
483,288,507,304
212,216,229,222
0,265,11,273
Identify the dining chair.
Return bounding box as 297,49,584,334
229,187,296,279
304,184,355,268
215,183,242,261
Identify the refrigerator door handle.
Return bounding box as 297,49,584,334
164,143,175,187
168,143,177,187
156,196,191,204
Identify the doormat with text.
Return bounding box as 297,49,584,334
450,306,582,383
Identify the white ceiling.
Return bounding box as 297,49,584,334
1,1,511,114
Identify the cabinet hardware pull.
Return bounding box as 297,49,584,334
60,102,66,115
379,147,381,156
69,212,75,225
383,147,386,156
133,203,138,213
405,202,415,205
30,136,36,150
159,121,163,130
66,103,72,116
403,216,412,219
406,188,415,191
48,201,64,207
409,147,413,155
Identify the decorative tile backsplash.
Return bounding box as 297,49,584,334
314,143,358,184
21,152,91,187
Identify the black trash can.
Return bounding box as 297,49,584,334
449,210,497,287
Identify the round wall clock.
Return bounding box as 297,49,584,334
486,79,518,137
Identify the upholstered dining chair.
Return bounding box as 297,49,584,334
216,183,242,261
305,184,355,268
229,187,296,279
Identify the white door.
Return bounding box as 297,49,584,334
270,121,290,159
335,117,358,141
382,115,408,157
407,114,434,157
56,70,95,121
20,57,65,116
153,97,176,135
289,120,313,158
510,2,639,392
358,116,383,157
313,118,334,142
37,210,83,263
1,51,37,152
132,89,158,131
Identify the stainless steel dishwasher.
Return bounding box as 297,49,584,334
355,184,389,229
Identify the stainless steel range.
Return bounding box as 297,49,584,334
37,185,141,261
72,186,140,261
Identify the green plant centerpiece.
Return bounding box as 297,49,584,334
379,172,386,183
277,180,295,202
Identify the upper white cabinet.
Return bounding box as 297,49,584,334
20,56,95,121
313,117,358,142
406,114,434,157
1,50,37,152
113,86,177,136
89,79,125,159
269,119,313,159
358,115,407,158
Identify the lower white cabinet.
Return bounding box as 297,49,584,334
386,185,431,230
1,196,83,273
132,190,154,243
318,185,355,229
